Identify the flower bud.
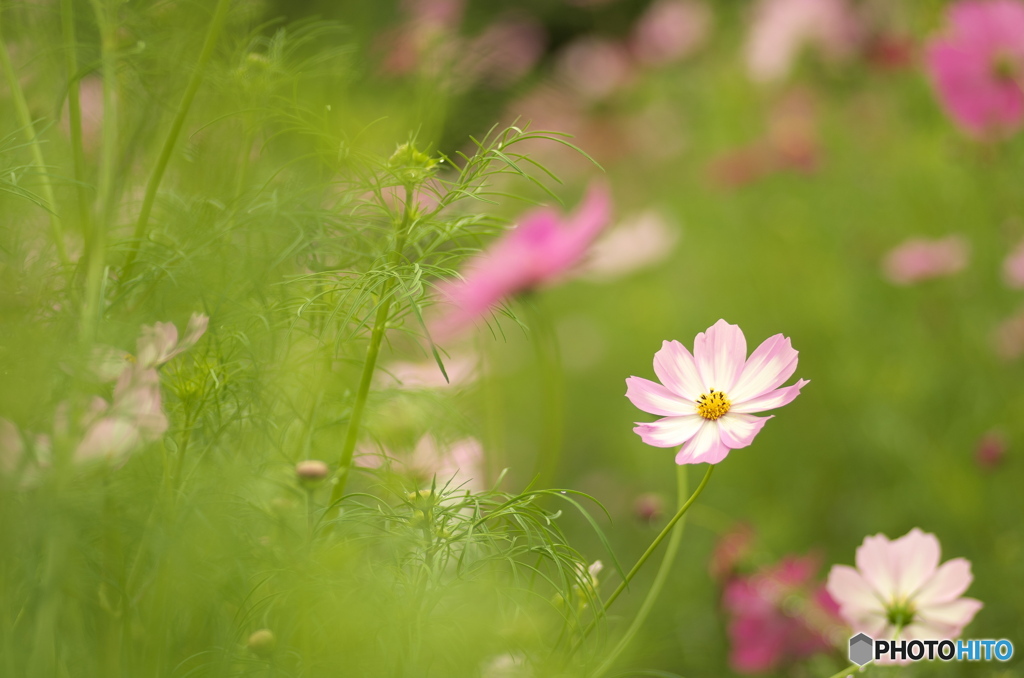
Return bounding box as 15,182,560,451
247,629,276,657
295,459,329,484
388,142,437,185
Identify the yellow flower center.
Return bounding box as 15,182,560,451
696,389,731,420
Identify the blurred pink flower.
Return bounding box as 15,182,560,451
379,352,478,389
724,554,842,673
745,0,862,83
410,435,485,492
994,309,1024,359
633,492,664,523
75,366,169,463
926,0,1024,139
462,16,546,87
975,430,1007,469
137,313,209,368
626,319,808,465
555,37,634,101
826,528,983,642
1003,237,1024,287
582,209,679,281
882,235,969,285
630,0,712,67
430,183,612,341
709,522,757,582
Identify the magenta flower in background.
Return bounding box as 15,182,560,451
1003,237,1024,288
724,554,843,673
882,235,969,285
626,320,808,465
926,0,1024,139
709,522,757,582
827,529,983,642
975,430,1007,470
430,182,611,341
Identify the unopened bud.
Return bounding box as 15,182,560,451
388,142,437,184
295,459,329,484
247,629,276,657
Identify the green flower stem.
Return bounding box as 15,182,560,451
525,299,564,487
80,0,118,342
61,0,91,232
825,664,869,678
0,19,69,268
120,0,232,284
572,464,716,656
589,464,691,678
328,185,415,509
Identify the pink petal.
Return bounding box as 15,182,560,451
917,597,983,633
634,415,704,448
653,339,705,399
717,413,771,449
730,333,798,403
137,321,179,368
913,558,973,607
674,420,730,464
827,564,884,623
891,528,941,599
693,319,747,393
625,376,696,416
731,379,808,413
856,533,899,600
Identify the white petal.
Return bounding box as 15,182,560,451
729,333,799,403
653,340,705,399
693,319,747,393
634,416,704,448
674,420,730,464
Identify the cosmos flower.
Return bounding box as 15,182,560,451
136,313,209,369
1003,237,1024,288
826,529,983,641
881,235,969,285
744,0,861,84
629,0,712,67
724,555,843,673
626,320,808,465
430,183,611,341
925,0,1024,139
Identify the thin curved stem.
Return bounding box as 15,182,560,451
0,16,69,267
589,465,691,678
571,464,715,657
81,0,118,342
61,0,90,232
525,298,563,487
120,0,232,283
328,185,415,508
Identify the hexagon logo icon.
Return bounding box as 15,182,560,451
849,633,873,666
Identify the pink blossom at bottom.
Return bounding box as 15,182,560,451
827,529,983,645
723,555,842,673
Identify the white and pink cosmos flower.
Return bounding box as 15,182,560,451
626,320,808,465
827,529,983,642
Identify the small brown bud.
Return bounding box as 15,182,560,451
295,459,329,484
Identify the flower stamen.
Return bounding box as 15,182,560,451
696,389,731,420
